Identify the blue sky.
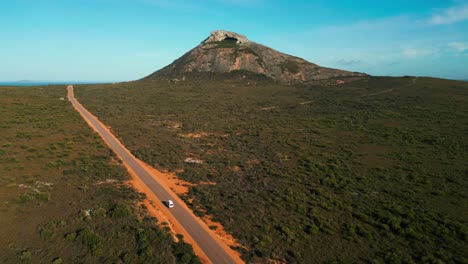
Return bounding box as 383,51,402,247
1,0,467,81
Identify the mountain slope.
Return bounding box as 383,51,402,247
145,30,366,83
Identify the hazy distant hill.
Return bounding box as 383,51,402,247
0,81,104,86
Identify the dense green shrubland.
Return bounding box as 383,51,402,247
75,75,468,263
0,86,198,263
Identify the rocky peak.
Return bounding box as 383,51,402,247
203,30,249,44
147,30,367,83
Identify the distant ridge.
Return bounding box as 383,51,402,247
145,30,367,83
0,81,105,86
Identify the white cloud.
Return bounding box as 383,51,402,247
448,42,468,52
430,4,468,25
401,48,437,58
334,58,362,66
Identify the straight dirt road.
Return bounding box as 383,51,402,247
67,85,239,264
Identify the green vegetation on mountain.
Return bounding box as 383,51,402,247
0,86,199,263
208,38,240,48
75,75,468,263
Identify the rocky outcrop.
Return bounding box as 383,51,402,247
146,30,367,83
203,30,249,44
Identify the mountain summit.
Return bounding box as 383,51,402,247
146,30,366,83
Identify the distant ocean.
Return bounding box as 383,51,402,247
0,81,105,86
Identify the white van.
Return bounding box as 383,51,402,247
167,200,174,208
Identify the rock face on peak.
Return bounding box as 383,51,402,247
203,30,249,44
146,31,367,83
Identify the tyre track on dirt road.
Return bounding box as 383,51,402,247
361,78,418,97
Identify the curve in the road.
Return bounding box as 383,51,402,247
67,85,242,264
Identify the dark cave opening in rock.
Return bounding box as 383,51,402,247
223,37,238,43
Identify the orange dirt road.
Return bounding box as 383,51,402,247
67,85,243,264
